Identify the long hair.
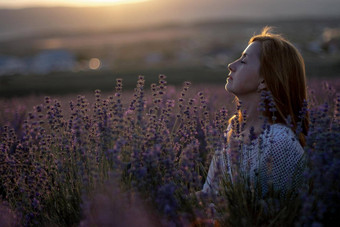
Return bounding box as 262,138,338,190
229,27,309,146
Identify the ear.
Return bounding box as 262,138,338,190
257,79,266,92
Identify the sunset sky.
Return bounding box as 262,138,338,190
1,0,339,41
0,0,150,8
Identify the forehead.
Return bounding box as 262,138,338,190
243,41,261,57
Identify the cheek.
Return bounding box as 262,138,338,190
233,72,259,92
238,70,258,85
244,68,260,84
241,81,258,91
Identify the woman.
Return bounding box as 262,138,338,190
202,27,309,198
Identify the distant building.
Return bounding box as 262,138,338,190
31,50,76,74
307,41,323,53
0,55,26,76
322,28,340,54
0,50,76,76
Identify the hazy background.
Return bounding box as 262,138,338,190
0,0,339,97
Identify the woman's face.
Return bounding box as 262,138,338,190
226,41,263,97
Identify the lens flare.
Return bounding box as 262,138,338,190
89,58,101,70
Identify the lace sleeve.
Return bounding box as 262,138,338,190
201,124,232,195
259,125,305,196
202,150,223,194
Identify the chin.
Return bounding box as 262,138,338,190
225,83,233,93
225,84,229,92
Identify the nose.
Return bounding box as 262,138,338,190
228,63,235,72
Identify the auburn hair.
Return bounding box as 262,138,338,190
229,27,309,146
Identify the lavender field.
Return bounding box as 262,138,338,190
0,75,339,226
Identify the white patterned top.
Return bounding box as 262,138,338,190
202,123,306,197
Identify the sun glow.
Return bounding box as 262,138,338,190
71,0,150,7
0,0,150,9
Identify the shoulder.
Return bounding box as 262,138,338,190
269,123,299,144
266,123,304,156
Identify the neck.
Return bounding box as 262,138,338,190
237,93,264,131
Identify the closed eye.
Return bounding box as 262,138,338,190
240,53,247,63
